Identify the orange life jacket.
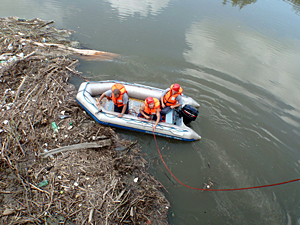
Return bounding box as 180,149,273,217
163,84,183,106
144,98,161,115
110,83,127,107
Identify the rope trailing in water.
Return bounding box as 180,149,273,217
152,124,300,191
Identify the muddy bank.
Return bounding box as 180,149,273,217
0,17,169,224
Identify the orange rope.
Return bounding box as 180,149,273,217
151,124,300,191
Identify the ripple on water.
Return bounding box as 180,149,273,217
203,139,286,224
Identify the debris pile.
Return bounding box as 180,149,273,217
0,17,169,224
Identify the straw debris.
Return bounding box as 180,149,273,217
0,17,170,224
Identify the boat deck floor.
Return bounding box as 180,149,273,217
99,97,183,126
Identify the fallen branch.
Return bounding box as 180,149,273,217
39,140,111,158
14,76,28,102
66,66,89,82
20,39,120,59
28,182,50,195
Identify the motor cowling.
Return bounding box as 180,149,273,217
179,104,199,124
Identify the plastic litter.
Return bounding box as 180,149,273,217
38,180,49,187
51,122,58,132
115,146,126,151
59,115,69,119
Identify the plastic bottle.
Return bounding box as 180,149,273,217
38,180,49,187
59,115,69,119
51,122,58,133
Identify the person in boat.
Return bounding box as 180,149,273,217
138,97,162,131
96,83,129,117
160,83,183,115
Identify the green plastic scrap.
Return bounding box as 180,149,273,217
38,180,49,187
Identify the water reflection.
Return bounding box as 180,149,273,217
106,0,171,19
2,0,300,224
223,0,257,9
183,19,300,129
223,0,300,13
289,0,300,14
0,0,80,27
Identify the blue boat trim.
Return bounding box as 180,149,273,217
76,99,196,142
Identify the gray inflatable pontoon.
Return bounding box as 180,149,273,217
76,81,201,141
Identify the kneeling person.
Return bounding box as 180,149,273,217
138,97,161,131
160,83,183,115
97,83,129,118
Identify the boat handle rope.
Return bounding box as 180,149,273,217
150,119,300,191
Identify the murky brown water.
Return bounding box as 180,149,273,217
3,0,300,224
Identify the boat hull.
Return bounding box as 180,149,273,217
76,81,201,141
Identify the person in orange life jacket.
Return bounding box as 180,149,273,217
160,83,183,115
96,83,129,118
138,97,162,131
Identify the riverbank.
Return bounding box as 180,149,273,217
0,17,169,224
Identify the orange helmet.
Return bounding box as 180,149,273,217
146,97,154,104
172,83,180,92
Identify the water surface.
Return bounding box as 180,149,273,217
2,0,300,224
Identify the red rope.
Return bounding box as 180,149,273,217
152,128,300,191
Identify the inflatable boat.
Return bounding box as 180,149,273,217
76,81,201,141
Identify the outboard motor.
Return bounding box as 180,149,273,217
179,104,199,124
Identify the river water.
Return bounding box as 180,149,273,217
2,0,300,224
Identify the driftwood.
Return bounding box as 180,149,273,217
14,75,27,102
0,16,170,225
39,140,111,158
21,39,120,59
